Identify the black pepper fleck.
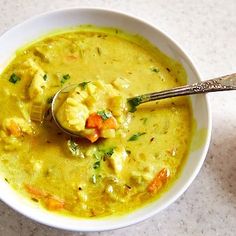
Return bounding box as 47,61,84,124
150,137,155,142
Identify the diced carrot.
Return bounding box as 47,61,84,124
45,196,65,211
25,184,47,198
7,121,22,137
65,54,78,61
84,129,99,143
147,168,170,193
86,113,103,129
102,116,118,129
25,184,64,211
85,113,118,142
148,178,163,193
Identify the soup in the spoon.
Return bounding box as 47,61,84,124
54,79,127,142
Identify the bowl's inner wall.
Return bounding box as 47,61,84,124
0,8,210,231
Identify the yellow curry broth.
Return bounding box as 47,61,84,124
0,26,192,217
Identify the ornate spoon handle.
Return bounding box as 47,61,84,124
128,73,236,111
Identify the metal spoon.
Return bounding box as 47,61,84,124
51,73,236,137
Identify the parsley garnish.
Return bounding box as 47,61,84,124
97,110,112,120
43,74,47,81
61,74,70,84
127,96,144,112
128,132,146,141
151,67,160,73
94,147,115,161
140,117,148,125
9,73,21,84
78,81,90,90
93,161,100,169
102,147,114,158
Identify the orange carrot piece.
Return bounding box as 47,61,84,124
86,113,103,129
147,168,169,193
25,184,47,198
66,54,78,61
148,179,163,193
45,197,65,211
102,116,118,129
25,184,64,211
7,121,22,137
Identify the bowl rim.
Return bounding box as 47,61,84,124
0,7,212,232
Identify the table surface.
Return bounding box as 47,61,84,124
0,0,235,235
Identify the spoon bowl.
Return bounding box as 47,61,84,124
51,84,81,137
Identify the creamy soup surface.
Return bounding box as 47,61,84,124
0,26,192,217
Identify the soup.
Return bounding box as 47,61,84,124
0,26,192,217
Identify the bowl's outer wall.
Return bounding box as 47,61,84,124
0,8,211,231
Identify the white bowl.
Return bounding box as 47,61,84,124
0,8,211,231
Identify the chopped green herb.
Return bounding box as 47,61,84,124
93,161,100,169
127,96,144,112
67,139,84,157
9,73,21,84
128,132,146,141
96,47,101,55
4,178,9,183
47,96,54,104
61,74,70,84
94,147,114,162
151,67,160,73
97,110,112,120
78,81,90,90
102,147,114,158
43,74,47,81
140,117,148,125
